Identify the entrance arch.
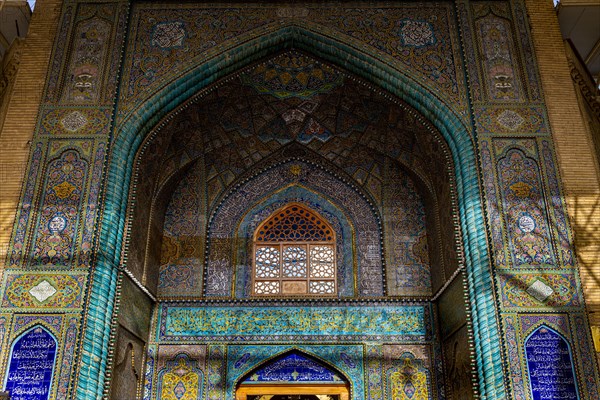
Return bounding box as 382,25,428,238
79,24,504,399
235,351,350,400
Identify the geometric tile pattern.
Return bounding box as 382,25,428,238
496,110,524,131
61,111,88,132
3,1,597,400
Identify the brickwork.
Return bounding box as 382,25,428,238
0,1,598,398
525,0,600,328
0,0,63,270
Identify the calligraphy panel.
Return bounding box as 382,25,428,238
160,304,426,341
3,326,57,400
525,325,579,400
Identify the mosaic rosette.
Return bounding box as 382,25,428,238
474,106,549,135
39,107,112,135
1,272,85,309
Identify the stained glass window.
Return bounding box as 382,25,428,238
253,204,336,296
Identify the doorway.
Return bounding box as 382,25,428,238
236,384,349,400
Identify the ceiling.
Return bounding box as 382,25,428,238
557,0,600,84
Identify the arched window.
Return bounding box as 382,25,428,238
253,203,336,296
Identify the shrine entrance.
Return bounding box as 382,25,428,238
247,396,341,400
118,47,476,399
235,352,350,400
237,386,349,400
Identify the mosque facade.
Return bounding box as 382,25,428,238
0,1,599,399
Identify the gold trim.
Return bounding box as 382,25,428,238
236,384,350,400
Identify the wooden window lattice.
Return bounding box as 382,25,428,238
253,204,336,296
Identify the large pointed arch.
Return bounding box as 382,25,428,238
80,24,504,398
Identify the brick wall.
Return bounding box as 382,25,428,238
0,0,63,270
525,0,600,330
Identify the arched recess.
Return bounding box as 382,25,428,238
235,350,350,400
235,185,355,298
80,24,504,399
4,325,58,399
206,157,383,297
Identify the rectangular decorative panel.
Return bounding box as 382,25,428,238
159,304,427,341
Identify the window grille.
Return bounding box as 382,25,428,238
253,204,336,296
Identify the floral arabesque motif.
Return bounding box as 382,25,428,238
152,21,187,49
2,273,85,309
157,354,203,400
388,352,430,400
500,273,580,308
476,14,522,101
30,150,88,267
63,17,111,103
399,20,436,48
497,149,555,267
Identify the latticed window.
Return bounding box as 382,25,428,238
253,203,336,296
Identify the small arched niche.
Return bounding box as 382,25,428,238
236,351,350,400
4,325,58,400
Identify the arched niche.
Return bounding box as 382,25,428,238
4,325,58,400
84,27,499,398
156,353,204,400
235,185,355,298
206,158,383,297
524,325,579,400
111,49,475,399
235,350,350,400
125,51,459,300
154,142,441,299
113,50,475,398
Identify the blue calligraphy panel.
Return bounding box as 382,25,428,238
525,326,579,400
4,326,57,400
242,352,344,383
